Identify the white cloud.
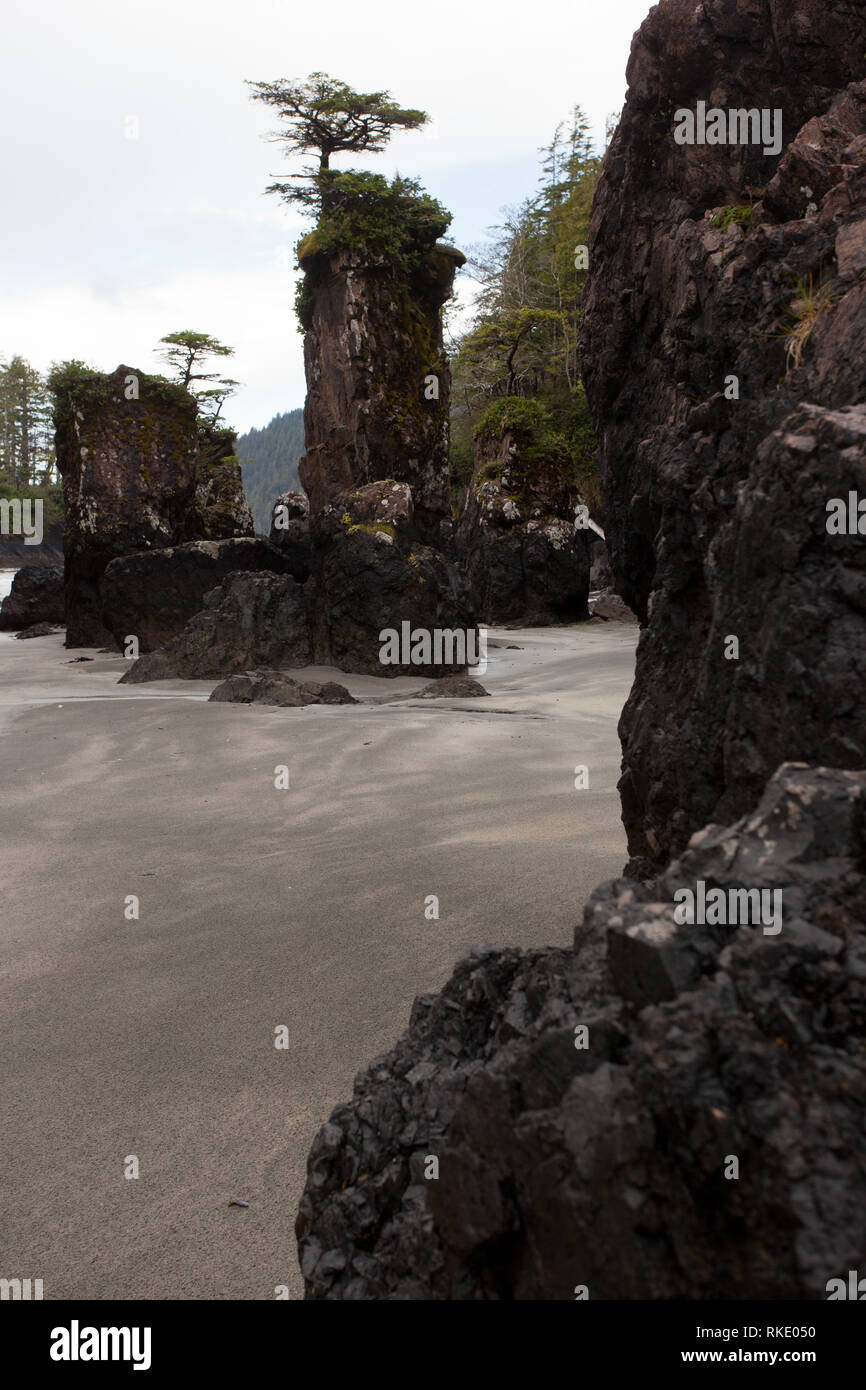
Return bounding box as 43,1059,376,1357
1,0,652,432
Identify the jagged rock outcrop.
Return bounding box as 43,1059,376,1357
297,763,866,1298
53,365,253,647
294,0,866,1302
119,571,311,681
307,506,475,676
0,564,64,631
298,237,464,543
127,227,478,683
580,0,866,873
123,219,476,683
101,538,297,652
295,233,477,672
457,403,592,624
194,421,255,541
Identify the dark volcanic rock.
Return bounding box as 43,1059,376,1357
146,227,478,683
193,420,255,541
312,523,476,677
294,0,866,1305
298,238,464,543
209,670,356,706
589,592,638,624
0,519,63,568
417,677,489,698
457,411,591,625
297,764,866,1299
53,365,253,648
0,565,64,631
14,622,61,639
580,1,866,873
120,572,311,682
101,538,296,652
589,534,614,592
268,490,313,581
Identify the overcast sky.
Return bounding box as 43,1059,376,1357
2,0,653,434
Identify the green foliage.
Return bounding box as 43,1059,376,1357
712,205,752,230
0,473,63,532
155,330,234,386
450,106,601,506
248,72,428,210
154,331,239,422
236,408,305,533
315,172,450,268
47,361,194,449
1,355,55,487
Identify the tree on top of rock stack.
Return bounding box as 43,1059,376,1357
49,359,254,647
247,72,465,542
247,72,429,204
238,74,475,675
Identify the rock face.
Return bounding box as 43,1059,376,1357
298,238,464,543
122,226,477,683
209,670,356,707
101,538,296,652
294,0,866,1303
295,235,477,673
579,0,866,873
119,572,311,681
0,564,64,631
269,489,312,581
194,421,255,541
457,405,592,624
297,764,866,1299
310,511,475,677
53,365,253,647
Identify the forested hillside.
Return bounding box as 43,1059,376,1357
449,106,608,511
237,408,305,533
0,355,64,559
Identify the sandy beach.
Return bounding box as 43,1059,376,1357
0,623,636,1299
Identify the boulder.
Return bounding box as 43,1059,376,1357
417,677,489,698
14,622,61,639
208,670,356,706
119,571,311,682
312,523,476,677
101,537,296,652
0,564,64,631
296,764,866,1299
